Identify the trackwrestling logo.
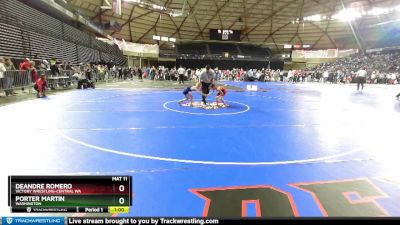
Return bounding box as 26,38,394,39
2,217,64,225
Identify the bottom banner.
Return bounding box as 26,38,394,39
67,218,219,225
66,217,400,225
1,217,400,225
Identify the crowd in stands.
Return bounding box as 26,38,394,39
1,50,400,98
129,51,400,85
128,66,293,82
180,51,400,84
308,51,400,84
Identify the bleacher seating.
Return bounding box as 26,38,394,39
2,0,64,40
63,23,91,47
29,31,78,64
239,44,270,58
0,0,126,65
209,43,238,55
177,43,208,55
173,42,271,60
0,22,26,59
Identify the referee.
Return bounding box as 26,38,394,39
177,66,185,84
356,66,367,91
200,65,215,105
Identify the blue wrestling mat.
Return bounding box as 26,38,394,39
1,82,400,217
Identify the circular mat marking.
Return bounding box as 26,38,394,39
163,100,250,116
57,90,361,166
57,130,362,166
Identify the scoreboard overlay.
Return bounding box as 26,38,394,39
8,176,132,213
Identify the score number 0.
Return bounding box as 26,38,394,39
119,184,125,205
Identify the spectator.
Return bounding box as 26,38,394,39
73,71,92,89
138,67,143,80
4,57,16,96
287,70,293,82
19,58,33,92
34,74,48,98
33,54,41,67
19,58,31,71
0,57,6,95
118,66,123,80
49,58,59,76
104,65,110,81
98,65,105,81
187,68,192,80
274,69,280,82
123,67,129,80
41,59,50,70
65,61,72,70
323,70,329,83
30,61,39,82
85,64,92,81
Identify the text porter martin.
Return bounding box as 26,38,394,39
15,196,66,206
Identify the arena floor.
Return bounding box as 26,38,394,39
1,81,400,217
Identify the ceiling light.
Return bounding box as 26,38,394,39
332,8,361,21
100,0,112,9
368,7,389,16
312,14,321,21
125,0,143,3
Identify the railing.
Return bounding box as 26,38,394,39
0,70,32,93
46,70,74,89
0,69,76,93
0,68,125,96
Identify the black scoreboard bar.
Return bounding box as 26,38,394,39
8,176,132,213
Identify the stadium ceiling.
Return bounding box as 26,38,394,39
68,0,398,52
